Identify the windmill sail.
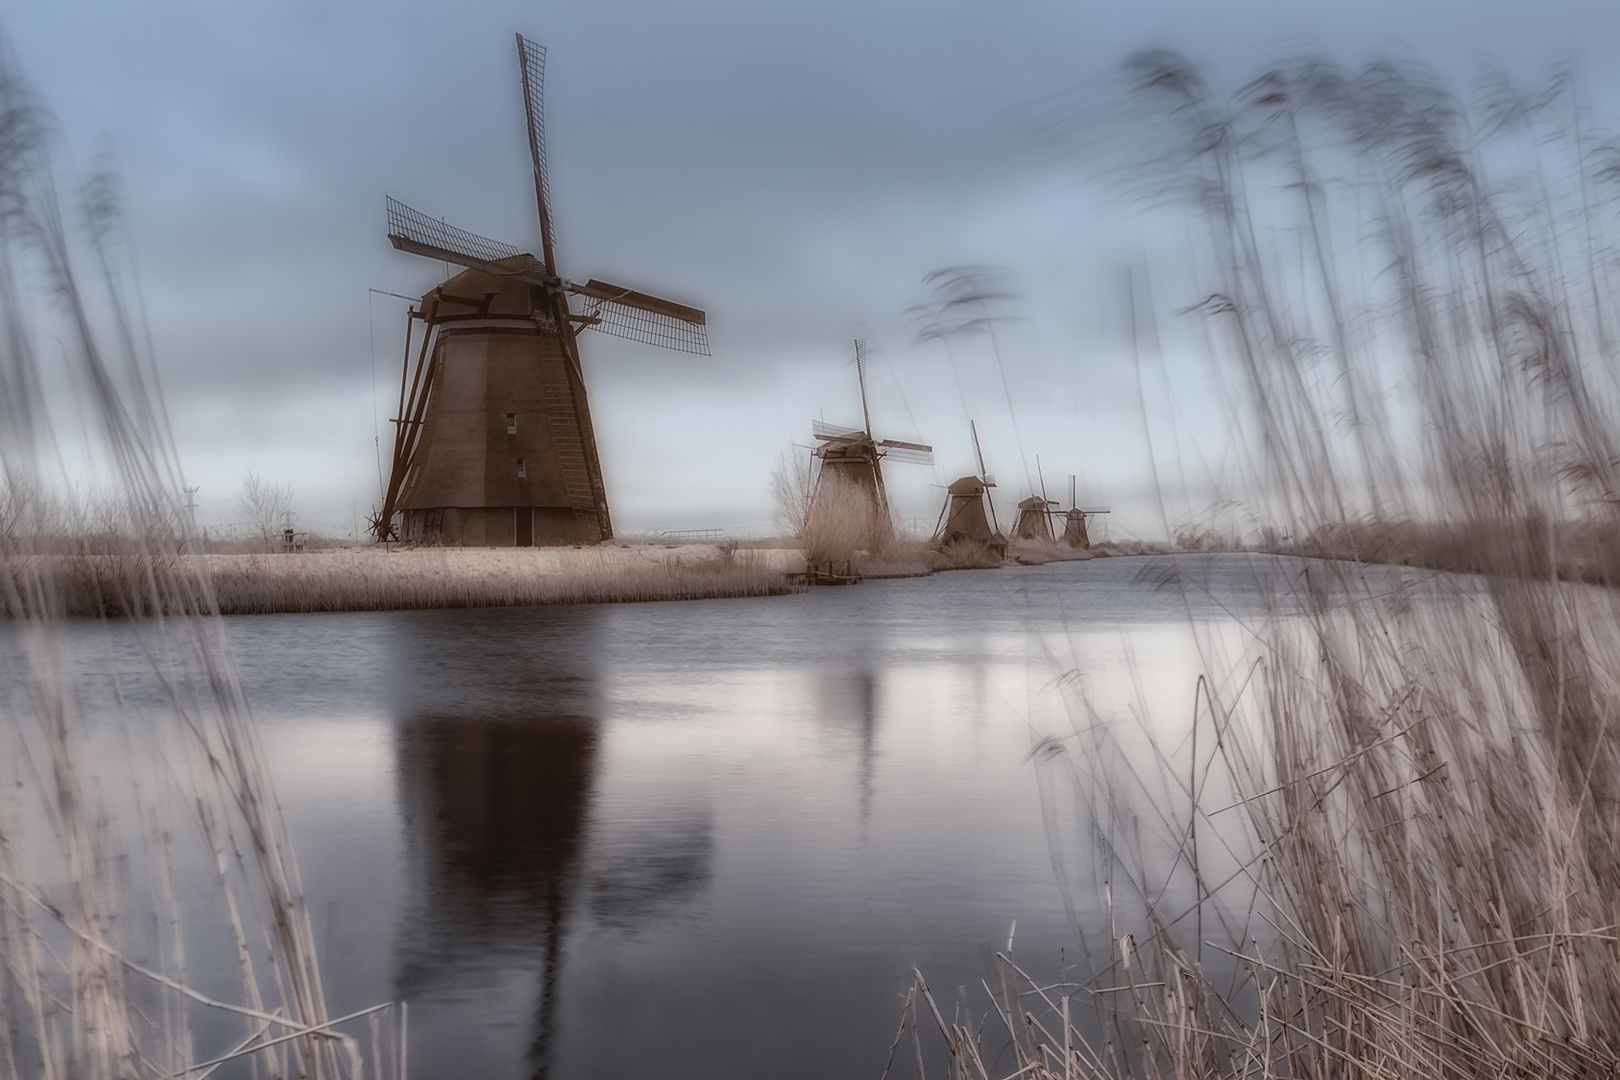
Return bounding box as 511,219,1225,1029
812,419,863,439
386,197,548,283
566,278,709,355
516,34,557,274
855,339,873,436
877,439,934,465
809,429,934,465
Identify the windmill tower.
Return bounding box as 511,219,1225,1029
934,421,1007,554
1012,456,1058,542
809,340,933,538
373,35,709,546
1059,475,1109,549
1013,497,1058,541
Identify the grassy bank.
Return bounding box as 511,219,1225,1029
15,543,805,617
208,545,802,613
1293,518,1620,587
11,535,1195,619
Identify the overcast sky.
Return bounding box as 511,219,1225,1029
5,0,1616,538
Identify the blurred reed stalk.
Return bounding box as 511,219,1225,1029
899,50,1620,1079
0,40,395,1079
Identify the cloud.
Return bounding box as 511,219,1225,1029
4,0,1613,531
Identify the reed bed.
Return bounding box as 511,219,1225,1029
1006,537,1105,566
896,49,1620,1080
799,469,893,563
0,45,395,1080
853,539,940,579
201,545,801,614
1294,517,1620,586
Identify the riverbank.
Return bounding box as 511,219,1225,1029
16,543,803,616
13,538,1162,617
208,544,813,614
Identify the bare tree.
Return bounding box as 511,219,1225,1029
239,470,293,551
769,446,815,537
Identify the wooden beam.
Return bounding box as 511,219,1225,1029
567,278,705,325
387,234,554,289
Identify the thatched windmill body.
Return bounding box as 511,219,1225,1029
934,421,1007,553
374,35,709,546
809,340,933,537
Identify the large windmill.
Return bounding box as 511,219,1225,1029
373,35,709,546
934,420,1006,553
809,340,933,537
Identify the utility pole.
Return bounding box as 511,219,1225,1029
183,486,199,530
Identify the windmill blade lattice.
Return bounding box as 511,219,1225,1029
877,441,934,466
517,34,557,270
812,419,864,439
387,196,520,262
571,294,710,355
386,196,547,279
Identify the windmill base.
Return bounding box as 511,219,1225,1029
402,506,602,547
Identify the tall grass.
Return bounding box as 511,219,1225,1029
0,42,394,1079
200,546,800,614
801,469,890,563
897,51,1620,1079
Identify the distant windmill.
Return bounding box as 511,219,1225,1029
1059,474,1110,549
810,340,934,537
1013,496,1058,541
934,420,1007,554
373,34,709,546
1012,456,1059,542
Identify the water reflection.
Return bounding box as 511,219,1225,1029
18,556,1314,1080
814,667,881,828
587,810,711,931
388,607,713,1078
393,608,601,1079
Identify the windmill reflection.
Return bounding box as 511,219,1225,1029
588,810,711,931
390,605,715,1078
383,608,703,1080
392,605,601,1080
814,667,881,828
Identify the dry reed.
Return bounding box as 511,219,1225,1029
0,43,395,1080
931,537,1006,571
201,545,800,614
1006,537,1102,566
897,49,1620,1080
800,469,891,563
3,543,801,617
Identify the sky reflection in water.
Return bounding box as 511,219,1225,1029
227,554,1291,1079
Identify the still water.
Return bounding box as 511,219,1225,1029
220,554,1286,1079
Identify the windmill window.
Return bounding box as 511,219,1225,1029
517,458,526,478
505,413,517,434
